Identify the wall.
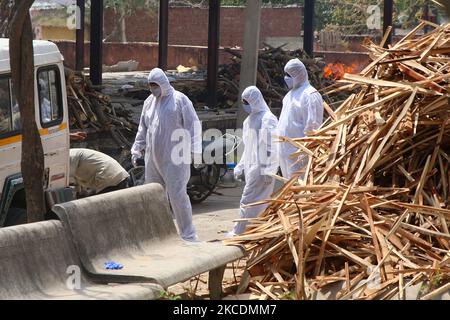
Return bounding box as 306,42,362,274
55,41,370,74
41,26,90,41
103,6,303,48
55,41,236,71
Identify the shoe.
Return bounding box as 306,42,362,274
181,234,201,243
224,231,236,239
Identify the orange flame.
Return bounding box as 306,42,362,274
324,62,358,80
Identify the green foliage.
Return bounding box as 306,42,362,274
102,0,444,36
222,0,442,35
314,0,435,34
279,291,297,300
158,290,182,300
221,0,301,5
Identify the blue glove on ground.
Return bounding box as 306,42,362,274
104,261,124,270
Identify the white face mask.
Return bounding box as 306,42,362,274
150,85,161,97
284,76,293,90
242,104,252,114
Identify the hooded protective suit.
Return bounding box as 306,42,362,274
131,68,202,241
232,86,279,235
278,58,324,179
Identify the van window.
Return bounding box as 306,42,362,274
0,76,20,136
38,67,62,127
10,83,20,131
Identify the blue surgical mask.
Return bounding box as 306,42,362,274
284,76,293,90
242,104,252,114
150,86,161,97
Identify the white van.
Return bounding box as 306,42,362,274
0,39,71,226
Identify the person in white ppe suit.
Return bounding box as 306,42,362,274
229,86,279,236
278,58,324,179
131,68,202,242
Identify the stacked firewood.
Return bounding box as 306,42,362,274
65,68,138,149
217,45,335,110
118,45,340,112
225,22,450,300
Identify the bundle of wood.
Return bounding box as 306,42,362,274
65,68,138,149
225,22,450,300
218,45,335,110
117,45,340,112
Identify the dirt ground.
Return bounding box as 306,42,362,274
163,180,284,300
164,183,246,300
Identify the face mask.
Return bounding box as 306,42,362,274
150,85,161,97
242,103,252,114
284,76,293,90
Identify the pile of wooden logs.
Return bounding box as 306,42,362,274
65,68,138,150
118,45,340,112
217,45,335,110
225,22,450,300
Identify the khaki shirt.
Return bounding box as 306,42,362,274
69,148,129,192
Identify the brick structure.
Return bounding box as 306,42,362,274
54,41,237,70
103,6,302,48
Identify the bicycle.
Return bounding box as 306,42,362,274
127,133,242,204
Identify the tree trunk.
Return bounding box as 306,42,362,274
119,6,127,43
8,0,46,222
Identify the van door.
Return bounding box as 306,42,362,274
0,74,22,192
36,64,69,190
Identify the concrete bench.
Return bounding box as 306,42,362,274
53,183,245,299
0,221,162,300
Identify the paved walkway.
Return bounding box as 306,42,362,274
192,183,243,241
167,180,285,299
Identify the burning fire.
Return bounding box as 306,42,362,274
324,62,358,80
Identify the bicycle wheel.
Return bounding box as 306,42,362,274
188,164,220,204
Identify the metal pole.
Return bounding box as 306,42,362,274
75,0,85,71
207,0,220,108
383,0,393,47
90,0,103,85
158,0,169,70
303,0,314,56
424,1,431,33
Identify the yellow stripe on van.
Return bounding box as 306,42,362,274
0,135,22,147
0,122,68,147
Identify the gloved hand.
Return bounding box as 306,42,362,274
131,154,139,168
192,153,204,170
234,170,244,182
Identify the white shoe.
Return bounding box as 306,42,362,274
181,234,201,243
224,231,237,239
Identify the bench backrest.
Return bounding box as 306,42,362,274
52,183,176,267
0,220,81,299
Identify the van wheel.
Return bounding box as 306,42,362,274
4,207,27,227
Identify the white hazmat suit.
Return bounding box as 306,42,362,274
232,86,279,235
131,68,202,241
278,58,324,179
